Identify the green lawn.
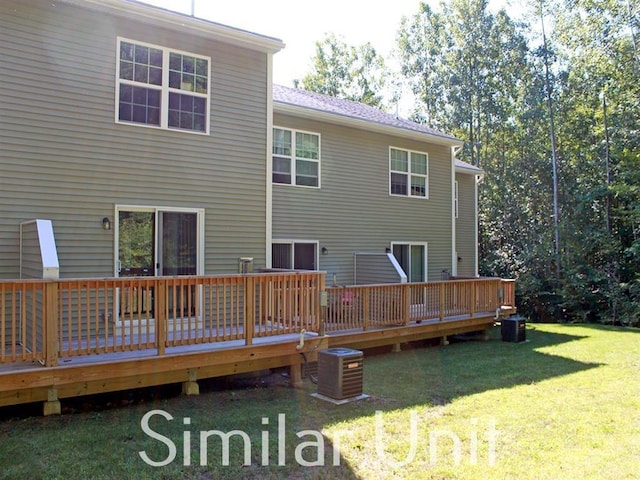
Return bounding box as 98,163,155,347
1,323,639,479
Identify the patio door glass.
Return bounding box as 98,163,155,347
392,243,426,282
158,211,197,276
118,211,155,277
117,209,199,277
116,207,202,317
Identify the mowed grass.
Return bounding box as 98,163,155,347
0,323,638,479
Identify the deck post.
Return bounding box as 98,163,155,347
182,369,200,396
43,388,61,416
319,288,327,336
289,363,303,388
244,276,255,346
44,282,59,367
363,288,370,331
470,280,476,318
403,283,410,325
439,282,445,321
156,279,166,356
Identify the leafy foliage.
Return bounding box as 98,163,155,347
294,33,388,108
297,0,640,325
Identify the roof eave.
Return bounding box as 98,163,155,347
62,0,285,54
455,165,485,175
274,102,463,147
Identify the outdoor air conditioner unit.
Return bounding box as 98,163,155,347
501,315,526,343
317,348,364,400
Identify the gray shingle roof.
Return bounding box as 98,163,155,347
273,84,461,145
455,159,484,175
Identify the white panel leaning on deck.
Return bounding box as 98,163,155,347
20,219,60,280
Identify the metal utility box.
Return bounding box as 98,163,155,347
317,348,364,400
501,315,526,342
238,257,254,274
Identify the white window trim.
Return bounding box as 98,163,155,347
271,239,319,270
115,37,211,135
272,126,321,188
112,205,205,330
389,146,429,199
113,205,205,277
390,241,428,282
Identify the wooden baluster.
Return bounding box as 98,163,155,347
156,278,166,356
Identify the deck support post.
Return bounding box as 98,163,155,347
440,336,449,346
289,363,303,388
480,329,490,342
182,370,199,396
43,388,61,416
44,282,59,367
392,342,401,353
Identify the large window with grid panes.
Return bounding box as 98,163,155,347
116,38,210,134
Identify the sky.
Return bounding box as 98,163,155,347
139,0,523,88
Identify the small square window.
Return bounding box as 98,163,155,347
390,148,428,198
272,127,320,187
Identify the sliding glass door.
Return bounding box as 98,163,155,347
117,207,201,277
116,207,203,318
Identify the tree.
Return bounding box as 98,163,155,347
294,33,388,108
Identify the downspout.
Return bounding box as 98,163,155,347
475,173,483,277
265,53,274,268
451,146,461,276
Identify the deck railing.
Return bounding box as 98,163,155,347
325,278,506,333
1,274,514,367
0,271,324,366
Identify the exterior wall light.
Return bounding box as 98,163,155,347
321,246,328,255
102,217,112,230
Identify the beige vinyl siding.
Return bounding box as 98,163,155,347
0,0,269,279
273,113,453,285
455,173,478,277
19,223,44,279
354,254,405,285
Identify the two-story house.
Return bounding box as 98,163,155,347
1,0,286,281
271,85,482,284
0,0,481,284
0,0,511,416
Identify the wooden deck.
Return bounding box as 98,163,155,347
0,273,515,413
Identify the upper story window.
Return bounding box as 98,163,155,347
273,127,320,187
116,38,210,134
389,147,429,198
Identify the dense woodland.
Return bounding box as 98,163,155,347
294,0,640,325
